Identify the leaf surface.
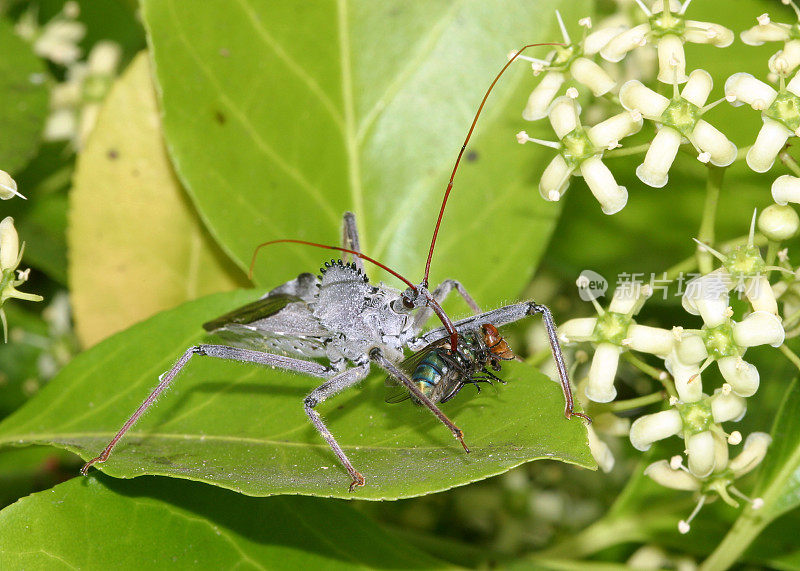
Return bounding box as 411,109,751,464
0,291,594,500
69,53,248,347
141,0,586,307
0,474,448,569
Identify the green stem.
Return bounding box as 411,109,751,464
700,510,768,571
606,391,665,412
696,166,726,274
779,343,800,371
780,149,800,177
766,241,780,268
623,353,677,398
604,143,650,159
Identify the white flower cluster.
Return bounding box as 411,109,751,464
0,217,44,341
15,2,122,148
558,214,792,533
516,1,736,213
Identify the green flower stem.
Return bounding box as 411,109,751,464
734,145,753,163
606,391,665,412
604,143,651,159
697,165,726,275
779,343,800,371
765,241,780,269
779,149,800,177
623,353,677,398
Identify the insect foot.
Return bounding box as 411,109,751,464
349,472,366,492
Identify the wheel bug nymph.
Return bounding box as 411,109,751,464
81,43,589,491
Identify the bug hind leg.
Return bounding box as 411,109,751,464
304,362,371,491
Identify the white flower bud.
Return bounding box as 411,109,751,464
44,108,78,142
657,35,688,84
772,174,800,205
559,317,597,342
733,311,785,347
87,40,122,75
689,120,737,167
636,127,681,188
630,409,683,451
0,170,22,200
539,155,573,201
683,21,734,48
619,80,671,119
579,157,628,215
747,118,792,173
711,383,749,420
626,324,674,356
587,111,643,149
548,96,581,139
744,275,779,315
570,57,616,96
587,425,615,473
758,204,800,240
681,69,713,107
523,71,565,121
687,430,716,478
601,23,650,62
644,460,701,491
741,21,792,45
729,432,771,477
584,25,627,56
0,217,20,271
771,40,800,76
586,342,621,403
724,73,777,109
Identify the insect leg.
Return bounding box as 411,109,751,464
340,211,364,273
303,362,371,491
410,279,483,334
81,344,332,475
369,347,470,453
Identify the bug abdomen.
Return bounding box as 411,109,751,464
412,352,446,397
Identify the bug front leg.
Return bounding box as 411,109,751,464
304,363,371,491
410,279,482,334
369,347,470,453
81,345,332,475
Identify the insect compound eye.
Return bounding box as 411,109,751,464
402,297,415,309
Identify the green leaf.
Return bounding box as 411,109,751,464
0,474,449,569
697,378,800,569
69,52,248,347
140,0,588,307
0,291,593,500
0,17,49,174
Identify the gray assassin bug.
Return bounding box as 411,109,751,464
81,43,589,491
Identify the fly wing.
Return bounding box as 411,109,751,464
384,339,448,404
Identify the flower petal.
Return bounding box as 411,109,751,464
627,324,674,357
586,342,621,403
683,20,734,48
587,111,643,149
687,431,715,478
717,356,759,398
724,72,777,109
771,40,800,76
570,57,616,96
584,25,627,56
644,460,701,491
620,80,670,119
689,120,737,167
729,432,771,478
636,127,681,188
630,409,683,451
539,154,573,201
747,118,792,173
548,96,581,139
0,216,19,271
523,71,565,121
741,21,792,46
579,156,628,215
772,174,800,205
601,23,651,63
656,34,688,84
559,317,598,343
681,69,713,107
733,311,785,347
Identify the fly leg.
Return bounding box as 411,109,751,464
304,362,371,491
369,347,470,453
414,301,590,422
81,345,333,475
410,279,482,335
341,211,364,273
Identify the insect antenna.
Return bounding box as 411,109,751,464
249,238,461,348
422,43,563,287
